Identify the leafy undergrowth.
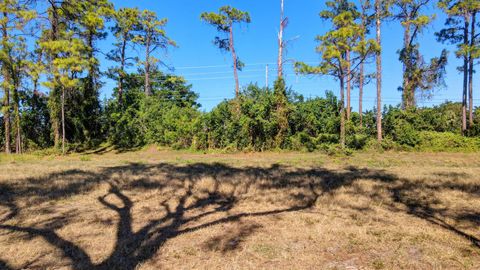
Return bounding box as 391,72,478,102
0,149,479,269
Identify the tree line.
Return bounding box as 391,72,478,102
0,0,479,155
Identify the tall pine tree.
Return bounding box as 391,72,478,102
41,32,89,154
136,10,176,96
108,7,140,103
395,0,448,109
0,0,35,154
65,0,114,144
437,0,480,133
201,6,251,97
296,0,378,148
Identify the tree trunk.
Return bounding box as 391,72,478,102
340,76,346,149
62,87,66,155
53,101,61,148
359,1,367,127
229,25,240,97
84,29,97,141
15,108,21,154
49,1,61,147
119,35,127,103
402,21,412,109
13,80,21,154
375,0,382,143
462,14,469,134
145,32,151,96
1,13,11,154
2,80,11,154
359,61,364,127
468,12,476,128
346,49,351,121
277,0,285,79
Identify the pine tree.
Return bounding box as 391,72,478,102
0,0,35,154
374,0,394,143
0,9,12,154
40,32,89,154
109,7,140,103
395,0,448,109
296,0,378,148
357,0,374,127
136,10,176,96
10,37,30,154
201,6,251,97
320,1,360,121
25,47,45,97
42,0,63,148
437,0,480,133
24,47,49,148
468,8,478,128
66,0,114,144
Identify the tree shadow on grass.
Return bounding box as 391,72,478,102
390,177,480,248
0,162,479,269
202,222,262,253
0,184,18,223
0,259,13,270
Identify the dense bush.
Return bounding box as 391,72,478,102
5,68,479,153
142,98,200,149
417,131,480,151
382,104,466,148
105,87,145,148
384,103,462,133
290,91,339,137
105,72,200,149
196,84,279,151
469,108,480,136
104,78,480,152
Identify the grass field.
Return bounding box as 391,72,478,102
0,148,479,269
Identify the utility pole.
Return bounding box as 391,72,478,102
375,0,383,143
278,0,286,79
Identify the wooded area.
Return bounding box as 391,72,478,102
1,3,480,269
1,0,480,155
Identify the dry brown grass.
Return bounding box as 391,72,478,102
0,149,479,270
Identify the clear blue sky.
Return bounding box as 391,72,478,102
99,0,470,111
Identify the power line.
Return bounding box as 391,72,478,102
178,69,267,76
173,61,320,70
188,75,264,81
175,62,275,70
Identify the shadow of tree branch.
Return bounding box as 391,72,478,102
0,161,478,269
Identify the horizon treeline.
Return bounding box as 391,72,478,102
1,0,480,154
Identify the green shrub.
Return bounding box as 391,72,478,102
105,72,200,149
316,133,339,145
290,132,316,152
99,74,478,153
395,121,420,147
380,137,398,151
418,131,480,151
32,147,62,157
347,134,370,150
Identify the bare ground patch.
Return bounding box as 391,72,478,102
0,151,479,269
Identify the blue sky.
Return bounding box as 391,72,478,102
99,0,471,111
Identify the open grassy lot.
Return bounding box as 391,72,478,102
0,149,479,270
